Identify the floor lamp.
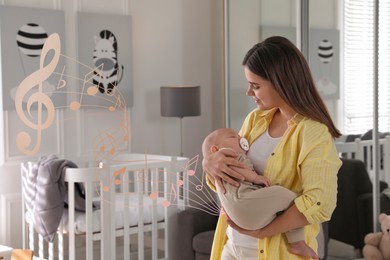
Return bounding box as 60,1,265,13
160,85,201,157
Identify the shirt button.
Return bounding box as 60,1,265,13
260,249,264,253
317,202,321,205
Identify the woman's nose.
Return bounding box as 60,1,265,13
246,86,253,96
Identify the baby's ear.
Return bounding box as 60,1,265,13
210,145,219,153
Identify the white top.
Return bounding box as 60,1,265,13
226,128,282,248
0,245,13,257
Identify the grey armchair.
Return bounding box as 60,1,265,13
173,205,218,260
328,158,390,250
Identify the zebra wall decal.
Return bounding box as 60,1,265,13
92,30,124,94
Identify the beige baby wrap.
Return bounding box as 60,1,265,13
216,153,303,243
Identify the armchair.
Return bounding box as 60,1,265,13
329,158,390,250
173,205,218,260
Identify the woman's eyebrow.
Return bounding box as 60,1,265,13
249,81,260,86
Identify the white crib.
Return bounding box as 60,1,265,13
21,153,191,260
335,135,390,185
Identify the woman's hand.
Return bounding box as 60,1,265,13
202,149,245,193
252,174,271,187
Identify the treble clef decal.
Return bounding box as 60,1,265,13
15,33,60,155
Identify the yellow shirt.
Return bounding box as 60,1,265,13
207,108,342,260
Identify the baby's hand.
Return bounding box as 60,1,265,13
252,174,271,187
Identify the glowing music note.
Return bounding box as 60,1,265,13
69,64,103,110
162,184,177,208
119,110,129,141
195,171,205,191
120,123,129,142
112,167,126,186
15,33,60,155
96,131,116,155
187,170,195,176
113,167,126,177
177,179,184,187
162,200,171,208
97,131,106,152
149,192,158,200
57,65,67,89
185,155,199,176
108,95,122,112
106,133,116,155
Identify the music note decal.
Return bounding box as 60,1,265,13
69,63,104,111
108,95,122,112
15,33,60,155
56,65,67,89
162,184,177,208
195,172,205,191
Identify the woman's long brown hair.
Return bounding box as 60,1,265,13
242,36,341,138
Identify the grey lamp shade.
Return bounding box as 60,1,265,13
160,85,201,118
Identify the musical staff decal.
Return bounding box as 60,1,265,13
97,154,220,216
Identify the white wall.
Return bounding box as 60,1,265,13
0,0,224,248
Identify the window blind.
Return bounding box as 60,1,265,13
343,0,390,134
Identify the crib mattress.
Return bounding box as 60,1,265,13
26,193,165,235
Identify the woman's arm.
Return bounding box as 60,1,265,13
226,203,308,239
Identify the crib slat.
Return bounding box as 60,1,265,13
137,170,145,260
28,224,34,252
122,169,130,260
68,180,76,260
101,166,116,260
385,136,390,184
48,241,54,260
38,234,44,259
58,220,64,260
85,180,94,260
164,166,169,259
151,168,158,260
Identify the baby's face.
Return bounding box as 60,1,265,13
218,129,247,153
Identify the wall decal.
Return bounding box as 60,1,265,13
78,12,133,107
0,5,66,110
260,25,340,100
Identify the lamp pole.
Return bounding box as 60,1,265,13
179,117,183,157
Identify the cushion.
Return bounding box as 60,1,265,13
361,129,389,140
192,230,215,255
345,134,361,142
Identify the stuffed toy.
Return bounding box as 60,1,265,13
362,213,390,260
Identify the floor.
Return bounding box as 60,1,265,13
327,239,364,260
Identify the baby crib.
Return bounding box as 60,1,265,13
335,135,390,185
21,153,191,260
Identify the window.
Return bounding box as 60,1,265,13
343,0,390,134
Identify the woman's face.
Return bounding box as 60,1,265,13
244,67,283,110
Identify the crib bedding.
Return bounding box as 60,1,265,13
26,193,165,235
22,155,83,242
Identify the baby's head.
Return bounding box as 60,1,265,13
202,128,248,157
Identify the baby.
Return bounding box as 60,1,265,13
202,128,318,259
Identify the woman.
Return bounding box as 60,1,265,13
203,36,342,260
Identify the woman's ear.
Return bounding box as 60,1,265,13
210,145,219,153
